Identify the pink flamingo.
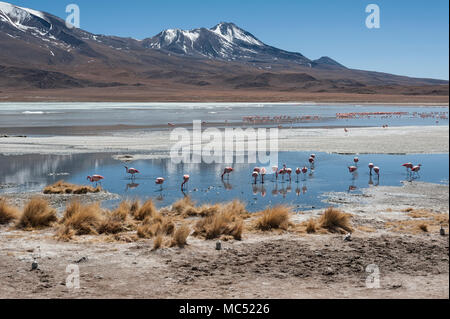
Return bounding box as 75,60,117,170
402,162,413,173
348,166,358,174
368,163,374,175
302,166,308,175
295,168,301,182
124,166,140,179
310,154,316,160
272,166,279,181
353,157,359,165
253,167,261,173
278,168,286,182
87,175,104,186
411,164,422,177
286,168,292,182
221,167,233,179
181,175,190,190
252,171,259,184
155,177,165,190
308,157,315,166
373,166,380,177
260,168,267,184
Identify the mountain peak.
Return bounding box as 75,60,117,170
210,22,263,46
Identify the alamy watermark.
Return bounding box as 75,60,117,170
170,121,279,167
65,4,80,29
66,264,80,290
365,264,381,289
366,4,380,29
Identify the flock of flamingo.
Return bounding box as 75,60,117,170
85,159,423,194
240,111,448,126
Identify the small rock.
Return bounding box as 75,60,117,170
31,260,38,271
344,233,352,242
216,241,222,251
440,226,446,236
75,256,89,264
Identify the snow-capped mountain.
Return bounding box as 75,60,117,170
1,1,446,93
143,22,312,65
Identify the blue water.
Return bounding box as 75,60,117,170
0,152,447,211
0,103,447,131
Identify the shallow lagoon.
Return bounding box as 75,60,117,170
0,152,447,212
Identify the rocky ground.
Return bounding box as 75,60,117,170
0,182,448,299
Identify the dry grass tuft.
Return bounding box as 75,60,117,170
133,199,157,221
153,235,163,250
55,225,75,241
255,205,291,231
130,199,140,215
44,180,101,194
0,199,20,224
319,207,352,233
136,211,175,239
194,209,244,240
62,203,103,235
171,224,190,248
306,218,317,234
171,196,196,215
17,197,57,229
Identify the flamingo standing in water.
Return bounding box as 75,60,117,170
373,166,380,178
348,166,358,174
402,162,413,173
286,168,292,182
252,171,259,184
155,177,165,190
302,166,308,177
181,175,190,190
411,164,422,177
125,166,140,180
353,157,359,166
260,168,267,184
272,166,279,181
87,175,104,186
221,167,233,179
295,168,301,182
278,168,286,182
368,163,375,175
308,157,315,167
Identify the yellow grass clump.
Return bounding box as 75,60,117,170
194,210,244,240
171,196,196,215
0,198,20,224
319,207,353,233
153,235,163,250
193,201,247,240
61,202,103,235
44,180,101,194
171,224,190,248
17,197,57,229
136,212,175,239
306,218,317,234
255,205,291,231
133,199,157,221
55,225,75,241
418,223,428,232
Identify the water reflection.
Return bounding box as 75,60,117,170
125,182,140,192
0,152,447,212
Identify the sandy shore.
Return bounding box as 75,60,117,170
0,181,448,299
0,125,448,156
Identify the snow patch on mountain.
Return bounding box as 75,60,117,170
211,22,262,46
0,1,51,33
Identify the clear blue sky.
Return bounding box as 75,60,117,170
10,0,450,80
